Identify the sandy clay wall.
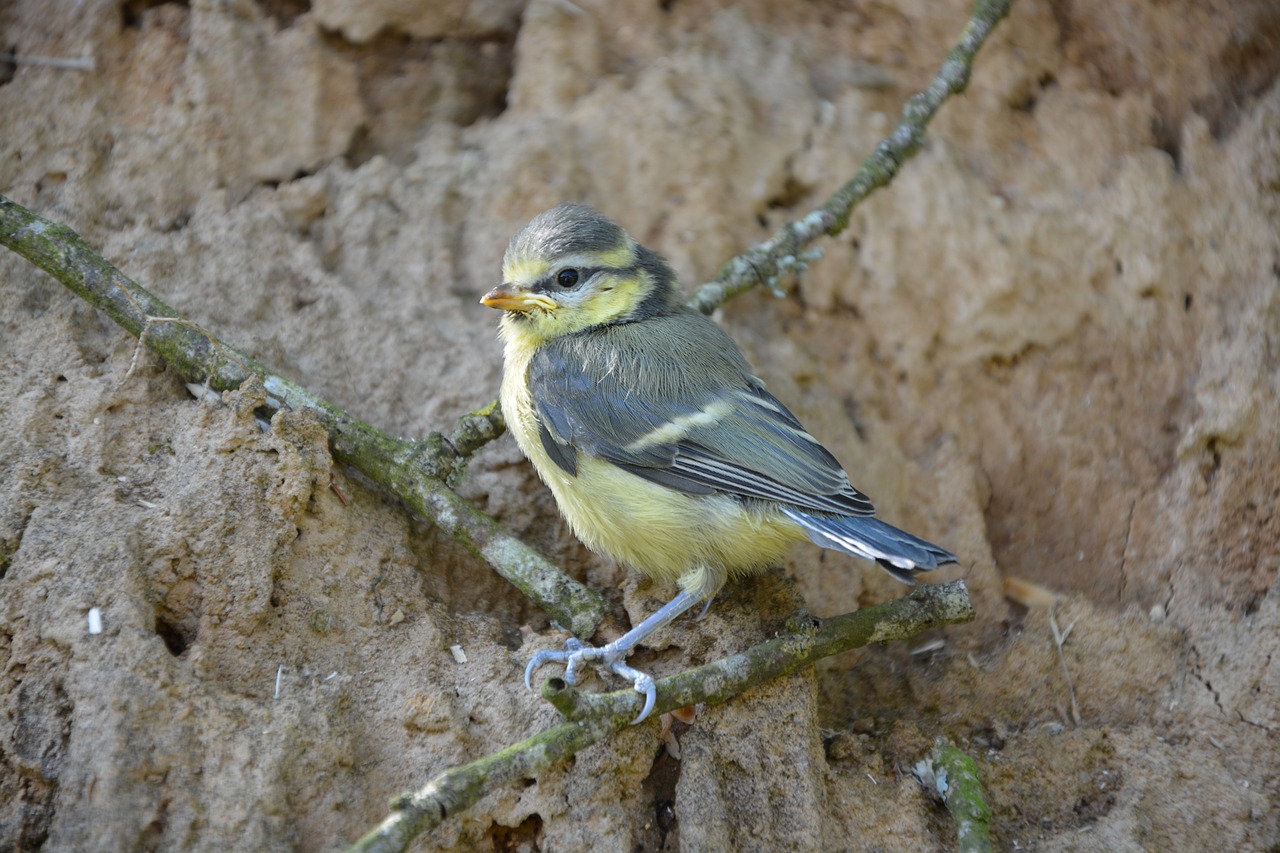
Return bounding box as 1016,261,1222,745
2,0,1279,849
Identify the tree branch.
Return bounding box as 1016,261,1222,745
914,738,995,853
348,580,975,853
687,0,1015,314
0,195,608,639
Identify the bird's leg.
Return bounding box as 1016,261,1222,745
524,588,702,724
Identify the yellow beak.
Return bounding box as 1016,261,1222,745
480,287,558,313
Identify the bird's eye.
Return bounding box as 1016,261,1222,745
556,268,580,288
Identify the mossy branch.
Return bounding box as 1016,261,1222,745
348,580,975,853
0,194,608,639
914,738,995,853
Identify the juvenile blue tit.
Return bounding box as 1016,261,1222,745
482,204,956,723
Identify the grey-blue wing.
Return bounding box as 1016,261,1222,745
528,309,874,516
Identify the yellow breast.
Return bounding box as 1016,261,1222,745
498,318,803,601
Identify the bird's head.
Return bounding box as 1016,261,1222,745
482,204,680,343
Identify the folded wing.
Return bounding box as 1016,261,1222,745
528,309,874,517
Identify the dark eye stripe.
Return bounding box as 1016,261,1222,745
533,266,630,295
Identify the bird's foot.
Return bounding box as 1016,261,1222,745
524,589,704,725
524,638,658,724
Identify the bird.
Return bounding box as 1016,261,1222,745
481,203,956,723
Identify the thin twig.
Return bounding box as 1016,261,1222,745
0,51,97,72
1049,605,1082,725
349,581,975,853
0,195,608,638
686,0,1016,313
1005,578,1083,726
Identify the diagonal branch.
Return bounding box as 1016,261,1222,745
687,0,1016,314
0,194,608,639
348,580,975,853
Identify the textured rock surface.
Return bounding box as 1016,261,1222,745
1,0,1278,849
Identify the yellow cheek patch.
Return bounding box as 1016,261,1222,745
571,291,630,327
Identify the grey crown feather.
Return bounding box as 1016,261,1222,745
507,203,630,264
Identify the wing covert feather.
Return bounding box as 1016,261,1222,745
528,308,874,516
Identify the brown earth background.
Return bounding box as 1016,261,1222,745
2,0,1279,850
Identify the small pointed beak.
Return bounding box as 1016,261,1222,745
480,287,558,313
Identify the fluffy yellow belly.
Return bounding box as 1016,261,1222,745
543,454,801,599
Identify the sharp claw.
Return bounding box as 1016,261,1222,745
522,638,660,724
525,646,577,690
524,650,553,690
603,659,657,724
630,674,656,724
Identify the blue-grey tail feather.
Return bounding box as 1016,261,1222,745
782,508,957,585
